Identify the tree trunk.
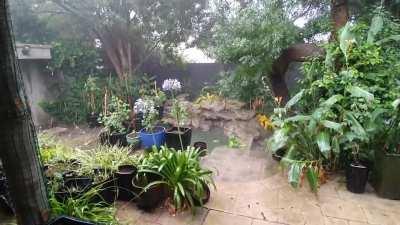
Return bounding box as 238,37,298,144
270,43,324,103
0,1,50,224
331,0,349,36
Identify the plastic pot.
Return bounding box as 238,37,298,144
90,177,118,205
166,127,192,150
55,177,93,202
139,126,166,149
135,174,166,211
87,112,101,128
346,162,369,194
372,150,400,199
126,132,141,150
99,131,128,147
46,216,95,225
193,141,208,157
272,148,286,162
116,165,138,201
193,182,211,206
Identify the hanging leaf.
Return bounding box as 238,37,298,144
332,135,340,154
285,90,304,109
288,162,304,188
339,22,356,62
316,132,331,158
266,129,288,153
321,95,343,108
376,35,400,45
392,99,400,109
344,112,368,141
321,120,342,132
324,49,334,70
306,166,319,193
347,86,374,102
367,15,384,44
285,115,312,123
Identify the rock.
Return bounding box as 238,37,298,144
199,119,212,131
202,111,218,120
234,110,256,121
215,111,236,121
199,101,225,112
225,99,246,111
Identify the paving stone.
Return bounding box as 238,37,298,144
203,210,252,225
156,207,208,225
348,222,370,225
320,197,367,222
362,207,398,225
324,217,349,225
205,190,237,212
251,219,282,225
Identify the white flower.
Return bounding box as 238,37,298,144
134,98,155,114
162,79,182,91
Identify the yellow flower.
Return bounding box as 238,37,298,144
257,114,274,130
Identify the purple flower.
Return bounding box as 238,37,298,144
162,79,182,91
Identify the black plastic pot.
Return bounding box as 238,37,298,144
99,131,128,147
372,150,400,199
272,148,286,162
87,112,101,128
156,106,164,118
46,216,95,225
346,162,369,194
194,141,208,157
166,127,192,150
90,178,118,205
135,174,166,211
116,165,138,201
134,113,144,132
193,182,211,206
55,177,93,202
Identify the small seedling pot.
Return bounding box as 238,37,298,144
116,165,138,201
193,141,208,157
87,112,101,128
55,177,93,202
166,127,192,150
272,148,286,162
99,131,128,147
346,162,369,194
139,126,166,149
126,132,141,150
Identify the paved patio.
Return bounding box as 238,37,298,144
116,146,400,225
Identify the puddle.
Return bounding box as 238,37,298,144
191,127,229,152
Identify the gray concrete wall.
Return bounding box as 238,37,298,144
140,62,233,99
20,60,58,127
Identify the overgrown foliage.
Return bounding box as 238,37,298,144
267,9,400,191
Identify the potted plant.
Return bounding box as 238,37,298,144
139,146,215,214
115,165,138,201
162,79,192,150
135,98,166,149
99,96,131,146
84,76,102,128
372,99,400,199
152,88,167,118
126,131,141,150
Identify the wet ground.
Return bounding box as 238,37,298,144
2,126,400,225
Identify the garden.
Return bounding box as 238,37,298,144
1,0,400,225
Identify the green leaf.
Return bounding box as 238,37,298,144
347,86,374,102
285,115,312,123
344,112,368,141
285,90,304,109
321,95,343,107
316,132,331,158
321,120,342,132
266,129,288,153
306,166,318,193
392,99,400,109
367,15,384,44
339,22,356,62
376,35,400,45
288,163,304,188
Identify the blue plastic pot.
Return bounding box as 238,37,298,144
139,126,166,149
